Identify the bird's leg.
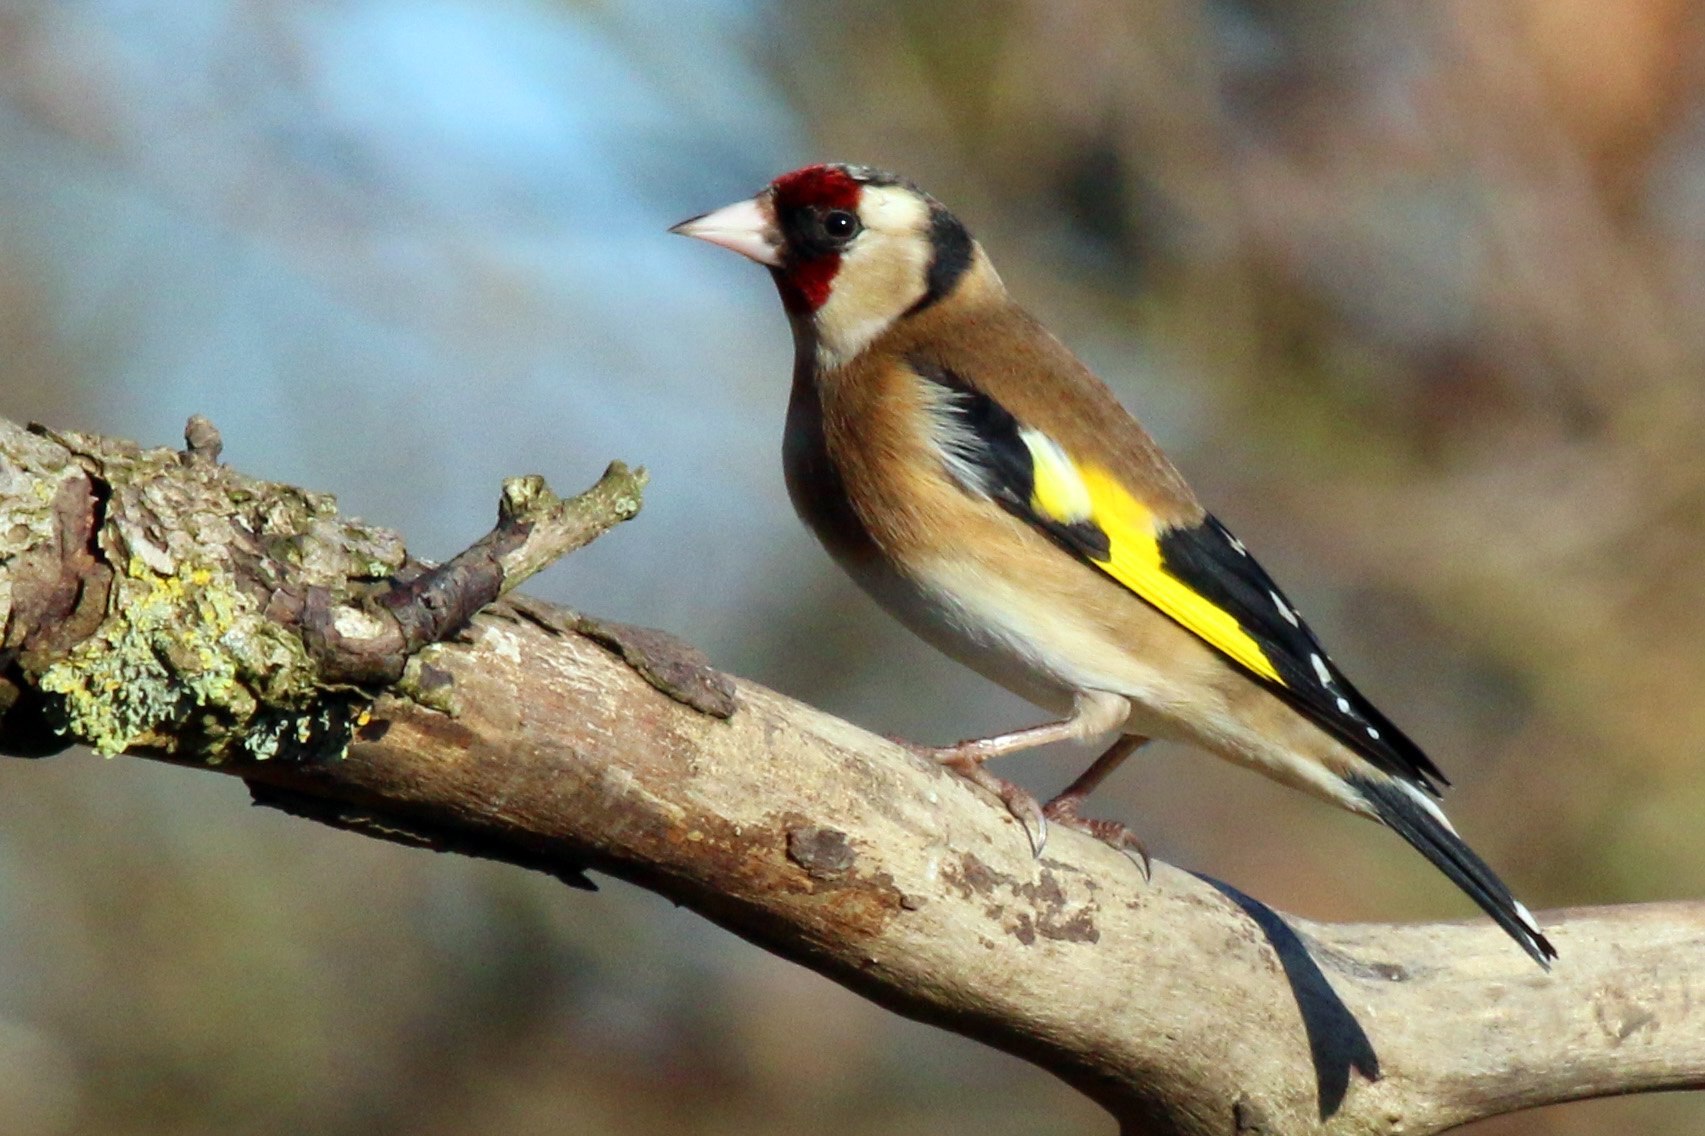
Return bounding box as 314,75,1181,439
1042,735,1152,878
904,692,1129,858
915,719,1083,858
913,716,1090,765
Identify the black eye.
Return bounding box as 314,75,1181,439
822,209,860,241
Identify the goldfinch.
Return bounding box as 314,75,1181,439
672,163,1555,966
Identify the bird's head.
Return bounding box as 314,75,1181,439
672,164,985,368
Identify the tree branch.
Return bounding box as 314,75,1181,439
2,414,1700,1135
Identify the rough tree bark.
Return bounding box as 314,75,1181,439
0,414,1700,1136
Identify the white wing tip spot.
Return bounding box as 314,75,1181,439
1310,652,1333,686
1367,726,1381,739
1336,696,1351,713
1270,590,1300,627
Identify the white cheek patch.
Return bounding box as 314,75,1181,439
813,186,934,370
861,184,931,231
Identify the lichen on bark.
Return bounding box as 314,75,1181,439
37,554,320,757
2,416,646,765
7,422,407,761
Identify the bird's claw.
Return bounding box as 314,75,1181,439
930,749,1048,858
1042,796,1151,881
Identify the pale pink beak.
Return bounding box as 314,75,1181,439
669,195,782,267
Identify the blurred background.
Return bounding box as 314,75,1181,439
1,1,1702,1132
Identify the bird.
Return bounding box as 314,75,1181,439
670,162,1555,967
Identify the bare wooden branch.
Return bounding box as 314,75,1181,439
2,414,1701,1135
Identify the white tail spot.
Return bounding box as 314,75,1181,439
1400,779,1457,833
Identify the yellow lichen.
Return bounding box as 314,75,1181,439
38,553,319,758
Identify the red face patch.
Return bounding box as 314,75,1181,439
777,258,836,314
767,165,864,314
770,164,862,214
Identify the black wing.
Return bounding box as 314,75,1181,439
1156,516,1448,794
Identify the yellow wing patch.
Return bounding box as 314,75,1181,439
1018,434,1283,684
1019,428,1094,522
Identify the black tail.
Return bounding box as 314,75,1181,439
1352,776,1556,968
